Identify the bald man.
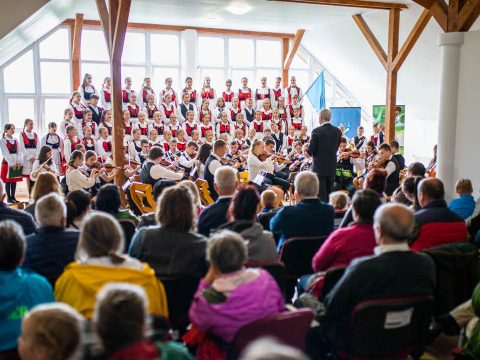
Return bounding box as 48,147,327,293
323,203,436,351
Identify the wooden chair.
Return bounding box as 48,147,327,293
237,171,249,186
288,172,297,205
195,179,215,206
129,182,156,214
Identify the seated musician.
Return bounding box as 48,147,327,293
299,144,313,172
81,150,118,196
390,140,405,170
334,137,360,194
288,141,305,173
352,140,377,190
139,146,184,186
226,140,245,171
65,150,103,192
377,143,400,196
138,140,149,164
179,141,199,178
264,138,288,179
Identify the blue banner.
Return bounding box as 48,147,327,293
330,107,361,139
305,71,325,112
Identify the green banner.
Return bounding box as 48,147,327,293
372,105,405,154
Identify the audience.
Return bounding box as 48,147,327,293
0,221,53,354
402,176,422,211
137,179,176,228
17,303,83,360
323,203,436,352
95,183,139,225
189,230,284,343
22,193,79,285
449,178,476,219
0,180,36,235
197,166,237,236
257,190,280,231
271,171,334,249
240,338,309,360
129,185,208,279
393,162,426,205
65,189,91,229
54,212,168,318
24,172,62,218
329,191,349,228
178,180,204,217
411,178,468,251
218,186,278,263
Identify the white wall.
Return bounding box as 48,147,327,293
302,4,442,164
454,30,480,192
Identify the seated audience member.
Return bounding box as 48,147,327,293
137,180,176,228
402,176,422,211
24,172,62,219
0,180,36,235
65,190,91,230
91,283,192,360
218,186,277,263
95,183,139,225
329,191,349,229
257,190,280,231
17,303,83,360
449,179,476,219
197,166,237,236
271,171,334,249
0,221,53,354
54,213,168,319
240,338,309,360
189,230,285,343
139,146,184,186
411,178,468,251
393,162,426,205
339,169,387,228
323,203,436,352
178,180,204,217
22,193,79,285
309,190,382,295
129,186,208,279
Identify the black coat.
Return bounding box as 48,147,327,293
0,203,37,235
197,197,232,236
307,122,342,177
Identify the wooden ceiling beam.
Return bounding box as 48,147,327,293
456,0,480,31
112,0,131,61
269,0,408,10
95,0,111,53
71,13,83,90
283,29,305,70
352,14,388,70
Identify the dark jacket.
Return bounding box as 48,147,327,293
324,249,436,350
270,198,334,249
197,197,232,236
22,227,80,285
257,207,281,231
129,226,208,280
0,203,36,235
307,122,342,177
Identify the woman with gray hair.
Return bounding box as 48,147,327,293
188,230,285,343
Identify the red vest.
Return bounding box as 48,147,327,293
104,90,111,103
82,120,96,134
234,123,248,137
142,88,154,103
185,89,197,103
256,88,271,100
287,86,300,104
102,140,112,153
278,108,288,121
153,123,164,136
177,141,187,152
168,124,180,137
21,132,38,149
287,135,295,147
184,122,198,137
252,121,264,133
288,104,303,117
271,119,284,132
201,88,215,100
122,89,132,103
161,104,175,119
103,122,113,135
138,124,149,136
230,108,241,122
199,110,211,124
162,89,176,104
146,104,158,119
71,102,86,120
222,91,234,103
218,122,231,135
291,118,303,130
261,110,273,121
163,142,170,152
201,125,213,137
66,136,80,151
238,88,252,102
273,88,282,101
82,137,96,151
127,104,139,118
5,139,17,154
124,122,133,136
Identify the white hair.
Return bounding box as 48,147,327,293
35,193,66,227
294,171,319,198
214,166,237,191
240,338,308,360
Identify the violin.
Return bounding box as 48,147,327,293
257,152,271,162
92,162,122,173
159,158,182,172
339,149,361,159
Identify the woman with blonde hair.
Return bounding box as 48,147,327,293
24,172,62,218
55,212,168,319
178,179,204,217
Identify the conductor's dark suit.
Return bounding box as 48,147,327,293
307,122,342,201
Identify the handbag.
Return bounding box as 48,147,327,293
8,165,23,178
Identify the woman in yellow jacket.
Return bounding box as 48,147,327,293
55,212,168,319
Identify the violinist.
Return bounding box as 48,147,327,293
376,143,400,196
179,141,199,176
139,146,184,186
264,138,289,179
138,140,150,164
352,140,377,190
299,144,313,172
225,141,244,171
82,150,118,196
288,141,305,173
334,137,359,193
30,145,57,182
66,150,103,192
128,128,142,164
204,139,228,200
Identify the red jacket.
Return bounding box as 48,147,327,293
411,222,468,252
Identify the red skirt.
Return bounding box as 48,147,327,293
1,160,23,183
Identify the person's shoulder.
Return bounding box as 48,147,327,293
23,271,53,290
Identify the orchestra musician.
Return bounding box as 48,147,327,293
139,146,184,186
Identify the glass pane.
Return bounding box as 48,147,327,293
290,69,309,90
122,32,146,63
228,38,254,67
151,33,179,65
198,36,224,67
152,67,179,93
291,54,308,69
44,98,70,133
199,68,225,92
255,69,282,88
81,63,110,88
81,30,109,61
7,99,35,129
39,28,69,59
230,69,255,90
121,66,146,90
4,50,35,93
256,40,281,67
40,62,71,94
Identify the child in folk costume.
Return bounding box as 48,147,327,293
78,73,97,105
272,77,283,108
286,76,303,105
200,76,217,110
233,113,249,138
190,129,202,147
198,98,212,124
270,122,286,153
230,97,242,124
0,124,23,203
183,77,197,106
238,77,252,109
63,125,81,164
138,139,150,164
200,113,215,139
177,92,195,124
162,130,173,152
148,128,161,147
121,109,133,142
100,76,112,109
39,122,62,176
246,128,256,147
269,108,288,135
96,127,113,162
166,113,181,138
250,111,266,140
133,111,150,140
160,93,176,123
204,130,215,146
82,126,96,152
122,77,134,103
19,119,38,192
213,97,229,124
128,128,143,164
297,125,310,145
166,138,180,162
59,109,75,140
286,125,297,150
99,109,113,137
30,145,57,183
138,77,155,107
143,94,159,120
261,98,273,122
241,97,256,125
176,130,188,152
222,79,234,109
81,109,99,140
234,128,246,147
160,77,177,107
277,96,288,131
66,150,102,193
182,111,199,139
289,107,304,131
287,94,305,122
150,111,165,139
124,92,140,121
216,111,234,140
255,76,274,110
70,91,87,121
87,94,104,126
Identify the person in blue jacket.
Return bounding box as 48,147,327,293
0,220,53,353
449,179,476,220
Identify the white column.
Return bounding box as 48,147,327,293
437,32,464,201
181,29,198,87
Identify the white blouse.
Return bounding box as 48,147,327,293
247,153,274,182
66,167,95,192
